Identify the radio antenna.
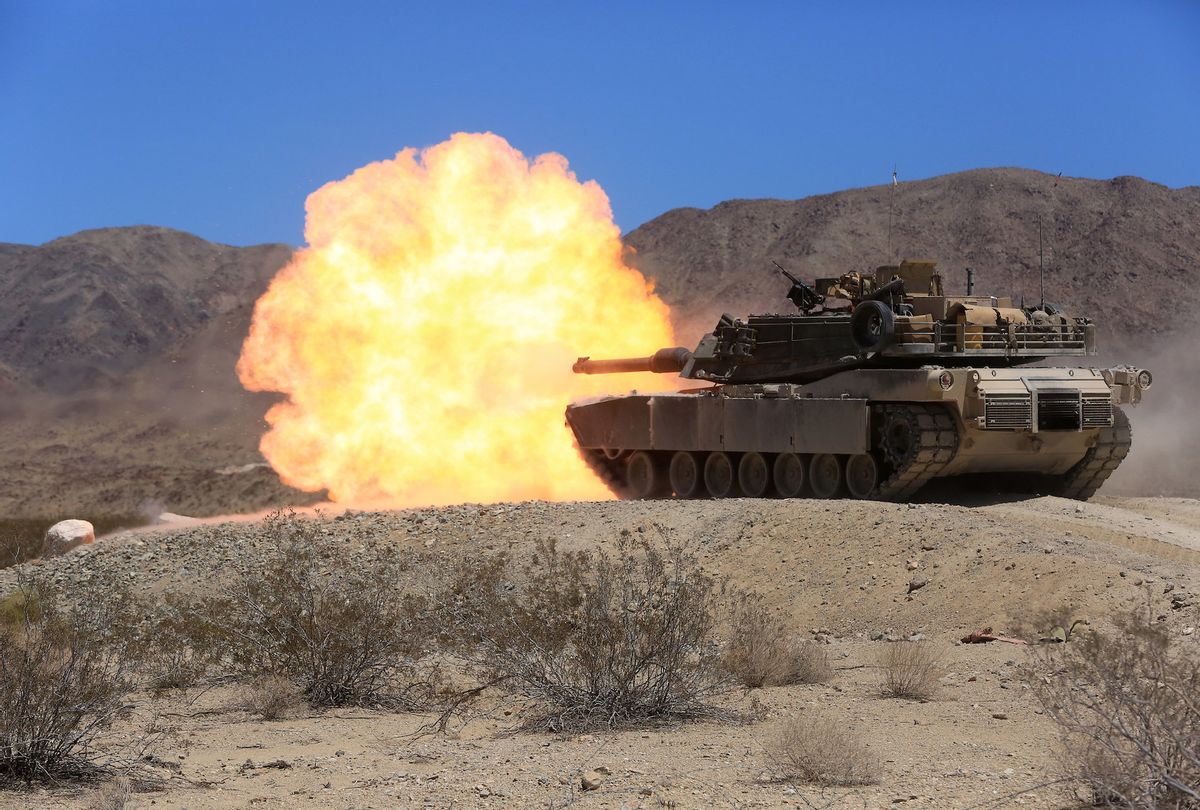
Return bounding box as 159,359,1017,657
1038,215,1045,310
886,166,897,264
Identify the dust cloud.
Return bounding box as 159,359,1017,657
1101,334,1200,498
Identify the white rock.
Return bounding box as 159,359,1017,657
43,519,95,557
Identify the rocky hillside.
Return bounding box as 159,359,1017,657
627,168,1200,344
0,227,290,393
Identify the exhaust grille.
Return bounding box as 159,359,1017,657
1037,392,1081,431
984,394,1032,429
1082,394,1114,428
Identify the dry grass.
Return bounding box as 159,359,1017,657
85,776,134,809
763,713,880,786
878,641,942,700
1028,609,1199,808
0,586,43,629
237,675,305,721
722,595,831,687
441,535,730,731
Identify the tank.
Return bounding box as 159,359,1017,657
565,260,1152,501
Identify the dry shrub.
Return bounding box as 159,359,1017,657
202,511,437,710
86,776,134,809
1029,610,1199,808
722,595,831,687
764,713,879,786
879,641,942,700
128,593,223,693
443,536,728,731
237,675,304,720
0,580,133,784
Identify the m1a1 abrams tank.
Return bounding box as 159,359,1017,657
566,260,1152,501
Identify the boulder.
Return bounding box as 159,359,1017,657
42,519,95,557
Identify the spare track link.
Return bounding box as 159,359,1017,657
1056,406,1132,499
875,404,960,501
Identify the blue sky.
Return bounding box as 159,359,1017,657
2,1,1197,247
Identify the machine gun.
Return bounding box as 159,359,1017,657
773,261,824,313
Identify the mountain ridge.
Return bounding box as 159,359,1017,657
625,167,1200,342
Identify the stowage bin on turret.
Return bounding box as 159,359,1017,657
566,260,1151,501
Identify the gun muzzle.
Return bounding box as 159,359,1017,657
572,347,692,375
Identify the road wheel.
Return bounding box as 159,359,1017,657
669,451,703,498
703,452,737,498
845,453,880,499
626,451,668,499
737,452,770,497
773,452,806,497
809,454,843,499
879,407,919,471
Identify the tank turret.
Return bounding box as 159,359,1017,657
565,260,1150,502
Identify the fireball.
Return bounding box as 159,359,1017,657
238,132,674,506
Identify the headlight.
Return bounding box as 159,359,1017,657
938,371,954,390
1137,369,1153,390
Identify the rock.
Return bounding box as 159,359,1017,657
992,712,1008,720
42,519,95,557
1183,626,1195,636
906,559,919,571
581,766,610,791
907,577,928,594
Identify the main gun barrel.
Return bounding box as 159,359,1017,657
572,347,692,375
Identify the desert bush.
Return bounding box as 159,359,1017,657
202,511,436,709
0,580,133,784
878,641,942,700
1029,610,1199,808
763,713,879,786
722,595,831,687
442,536,729,731
126,593,224,693
237,674,305,720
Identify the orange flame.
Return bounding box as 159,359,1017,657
238,132,674,506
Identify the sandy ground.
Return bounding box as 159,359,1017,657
2,494,1198,809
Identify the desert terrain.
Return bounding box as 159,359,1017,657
2,494,1198,809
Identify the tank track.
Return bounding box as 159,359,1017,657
576,444,628,499
576,403,960,502
1054,406,1132,499
874,404,960,501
